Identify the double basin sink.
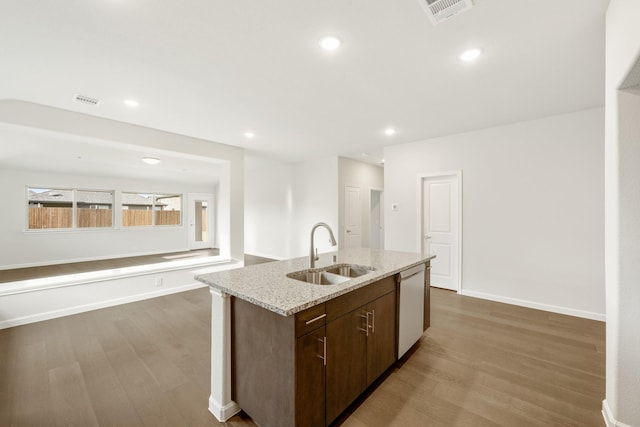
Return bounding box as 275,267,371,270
287,263,375,285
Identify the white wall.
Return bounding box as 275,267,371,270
338,157,384,249
0,100,245,261
291,157,339,257
244,156,339,259
244,158,294,259
0,167,215,268
384,108,605,319
604,1,640,425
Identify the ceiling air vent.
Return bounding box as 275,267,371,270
418,0,474,25
73,94,101,107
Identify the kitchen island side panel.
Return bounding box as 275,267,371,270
232,297,296,426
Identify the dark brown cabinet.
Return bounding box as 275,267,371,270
325,308,368,423
296,326,326,427
233,276,398,427
325,277,397,424
326,289,397,424
366,291,397,385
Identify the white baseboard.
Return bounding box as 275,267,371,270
602,399,634,427
209,395,241,422
0,282,206,330
459,289,605,321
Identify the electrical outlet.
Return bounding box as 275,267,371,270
155,277,163,287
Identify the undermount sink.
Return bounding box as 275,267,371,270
287,263,375,285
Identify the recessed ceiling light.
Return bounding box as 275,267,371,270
124,99,140,108
141,157,160,165
384,128,396,136
244,131,255,139
319,36,341,51
459,48,482,62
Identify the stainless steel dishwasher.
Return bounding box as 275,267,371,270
397,263,425,358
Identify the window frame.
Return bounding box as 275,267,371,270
26,186,115,232
121,192,183,228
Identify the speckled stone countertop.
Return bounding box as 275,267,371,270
195,248,435,316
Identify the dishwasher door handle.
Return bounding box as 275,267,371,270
400,270,423,281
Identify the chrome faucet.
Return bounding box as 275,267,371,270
309,222,337,268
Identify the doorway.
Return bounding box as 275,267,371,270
370,189,384,250
188,193,214,250
419,172,462,292
344,186,362,248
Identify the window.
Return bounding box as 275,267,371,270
154,194,182,226
27,187,114,230
77,190,114,228
122,193,182,227
28,188,73,230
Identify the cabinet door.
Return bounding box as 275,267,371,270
366,291,397,385
296,326,326,427
326,309,367,424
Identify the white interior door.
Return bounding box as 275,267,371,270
370,189,384,250
344,186,361,248
422,174,460,291
188,193,214,250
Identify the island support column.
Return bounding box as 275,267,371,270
209,288,241,421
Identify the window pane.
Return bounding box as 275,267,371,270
28,188,73,229
122,192,153,227
77,190,113,228
155,194,182,226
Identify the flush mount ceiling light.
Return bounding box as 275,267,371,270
124,99,140,108
384,128,397,136
141,157,160,165
459,48,482,62
244,131,255,139
319,36,341,51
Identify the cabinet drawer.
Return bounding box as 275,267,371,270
295,303,327,337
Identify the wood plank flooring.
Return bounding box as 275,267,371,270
0,287,605,426
342,289,605,427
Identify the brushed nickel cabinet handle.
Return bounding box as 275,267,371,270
359,313,369,336
305,313,327,325
317,337,327,366
369,310,375,334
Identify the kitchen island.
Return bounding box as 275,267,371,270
196,248,434,426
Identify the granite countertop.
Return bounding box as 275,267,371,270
195,248,435,316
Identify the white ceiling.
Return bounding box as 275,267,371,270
0,123,224,185
0,0,608,170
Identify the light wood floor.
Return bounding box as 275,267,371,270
0,287,605,426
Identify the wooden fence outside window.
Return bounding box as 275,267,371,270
28,207,182,229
